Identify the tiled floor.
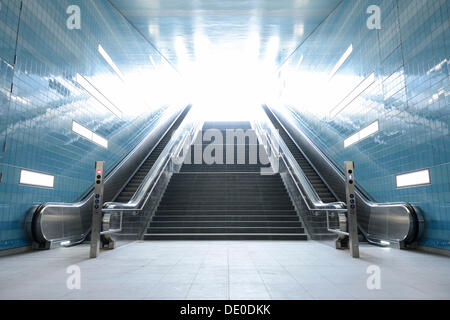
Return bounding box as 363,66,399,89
0,241,449,300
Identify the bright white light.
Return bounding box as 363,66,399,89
98,45,125,81
76,73,123,119
294,24,304,37
20,169,54,188
92,133,108,149
149,55,156,67
175,36,191,70
148,24,159,37
179,33,277,121
359,121,379,140
265,36,280,66
380,240,390,246
344,133,360,148
296,55,304,70
344,121,379,148
329,44,353,80
60,241,71,246
330,72,375,118
396,169,431,188
72,121,92,140
72,121,108,149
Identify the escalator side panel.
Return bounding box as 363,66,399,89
263,106,337,203
28,105,191,247
265,105,423,247
114,107,191,203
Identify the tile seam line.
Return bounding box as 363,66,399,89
277,0,345,72
105,0,182,77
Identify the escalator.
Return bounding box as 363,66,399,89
26,105,191,248
262,105,424,248
264,108,337,204
113,107,191,203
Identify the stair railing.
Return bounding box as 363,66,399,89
252,106,347,238
101,107,204,239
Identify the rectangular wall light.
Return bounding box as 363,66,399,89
344,121,379,148
149,55,156,68
329,44,353,80
396,169,431,188
330,72,375,119
72,121,108,149
75,73,123,119
98,44,125,81
92,133,108,149
20,169,54,188
296,55,304,70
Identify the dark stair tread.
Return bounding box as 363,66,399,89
143,234,308,240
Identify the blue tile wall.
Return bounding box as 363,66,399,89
275,0,449,250
0,0,186,250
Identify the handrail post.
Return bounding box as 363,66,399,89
90,161,105,258
345,161,359,258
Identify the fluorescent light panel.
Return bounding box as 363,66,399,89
330,72,375,118
396,169,430,188
75,73,122,119
98,45,125,81
92,133,108,148
72,121,108,148
149,55,156,67
20,169,54,188
296,55,304,70
329,44,353,80
344,121,379,148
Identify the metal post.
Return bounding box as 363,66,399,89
90,161,105,258
344,161,359,258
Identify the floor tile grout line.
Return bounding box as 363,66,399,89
249,245,274,300
184,247,209,299
271,247,314,299
227,245,231,300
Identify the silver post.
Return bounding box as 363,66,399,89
90,161,105,258
344,161,359,258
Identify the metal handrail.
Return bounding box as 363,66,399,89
103,132,193,213
103,110,203,214
253,109,347,213
26,105,189,248
264,104,424,247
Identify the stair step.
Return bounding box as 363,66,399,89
149,222,303,228
153,215,300,221
155,210,298,215
147,227,305,234
143,233,308,240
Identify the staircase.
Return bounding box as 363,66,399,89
144,121,307,240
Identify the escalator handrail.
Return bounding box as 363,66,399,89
263,104,342,201
27,105,190,246
253,108,347,212
284,104,374,200
264,104,424,246
108,106,191,202
103,108,203,212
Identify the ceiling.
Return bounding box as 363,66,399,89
108,0,342,68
